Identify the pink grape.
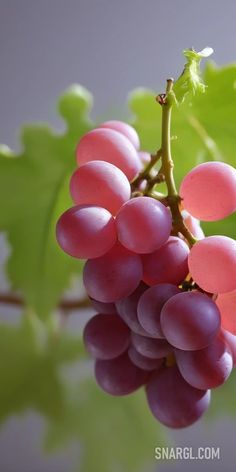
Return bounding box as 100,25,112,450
216,290,236,334
138,151,151,167
89,297,117,315
83,313,130,360
56,205,116,259
175,334,233,389
188,236,236,293
115,282,150,336
160,291,221,350
221,329,236,366
70,161,131,216
95,352,148,396
76,128,141,181
146,365,211,428
137,284,181,338
116,197,172,254
83,244,143,303
131,332,172,359
180,161,236,221
99,120,140,150
142,236,189,286
128,346,164,371
182,210,204,240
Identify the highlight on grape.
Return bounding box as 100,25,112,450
56,48,236,429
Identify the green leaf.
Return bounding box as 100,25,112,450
45,379,167,472
129,62,236,238
173,47,213,104
0,85,93,317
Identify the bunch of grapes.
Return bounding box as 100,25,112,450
56,119,236,429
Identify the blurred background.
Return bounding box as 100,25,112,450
0,0,236,471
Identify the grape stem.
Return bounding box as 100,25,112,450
157,79,197,247
0,292,90,312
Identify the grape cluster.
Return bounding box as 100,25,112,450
56,120,236,429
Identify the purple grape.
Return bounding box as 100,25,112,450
83,243,143,303
89,297,117,314
95,352,148,396
128,346,164,371
83,314,130,360
175,334,233,389
160,291,221,350
142,236,189,286
115,282,151,336
146,365,211,428
131,332,172,359
137,284,181,338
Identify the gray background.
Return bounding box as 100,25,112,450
1,0,236,471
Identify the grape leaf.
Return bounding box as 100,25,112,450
0,85,93,318
129,62,236,238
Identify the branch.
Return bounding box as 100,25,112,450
0,292,91,311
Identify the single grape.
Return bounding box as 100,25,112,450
56,205,117,259
76,128,141,181
180,161,236,221
89,297,117,315
221,328,236,366
216,290,236,334
116,197,172,254
137,284,181,338
83,313,130,360
138,151,151,167
182,210,204,240
142,236,189,286
131,332,172,359
188,236,236,293
95,352,148,396
70,161,131,216
115,282,151,336
99,120,140,150
146,365,211,428
175,333,233,389
83,243,143,303
160,291,221,350
128,346,164,371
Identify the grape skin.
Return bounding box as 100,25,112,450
70,160,131,216
131,332,172,359
216,290,236,334
180,161,236,221
160,291,221,351
142,236,189,286
188,236,236,294
175,334,233,389
116,197,172,254
99,120,140,150
83,313,130,360
115,282,151,336
56,205,117,259
182,210,204,240
137,284,181,338
95,352,149,396
146,365,211,428
221,329,236,366
89,297,117,315
128,346,164,371
83,244,143,303
76,128,141,181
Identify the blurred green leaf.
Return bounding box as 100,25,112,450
45,378,166,472
129,62,236,238
0,85,93,318
0,316,84,422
